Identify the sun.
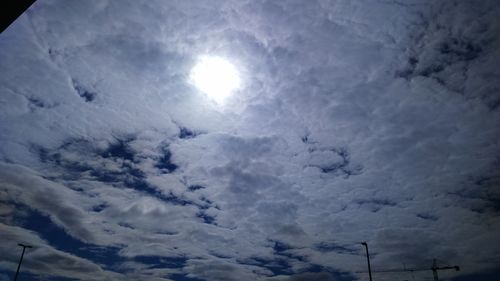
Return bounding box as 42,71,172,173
189,56,241,104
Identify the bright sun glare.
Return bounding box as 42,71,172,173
190,56,241,103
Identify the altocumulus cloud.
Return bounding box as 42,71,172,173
1,0,500,281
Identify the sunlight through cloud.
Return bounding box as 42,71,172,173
189,56,241,104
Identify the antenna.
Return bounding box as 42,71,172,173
431,258,460,281
356,258,459,281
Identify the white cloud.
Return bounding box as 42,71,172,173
0,223,122,281
1,0,499,280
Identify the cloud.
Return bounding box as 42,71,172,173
0,0,499,280
268,271,339,281
0,223,121,281
0,163,98,243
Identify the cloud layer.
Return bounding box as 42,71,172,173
1,0,499,280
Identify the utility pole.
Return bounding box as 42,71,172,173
361,242,373,281
13,243,32,281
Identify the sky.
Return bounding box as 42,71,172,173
0,0,499,281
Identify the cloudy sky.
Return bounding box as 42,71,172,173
1,0,500,280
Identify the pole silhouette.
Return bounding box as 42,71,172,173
13,243,32,281
361,242,373,281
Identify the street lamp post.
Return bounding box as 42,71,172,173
13,243,32,281
361,242,373,281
